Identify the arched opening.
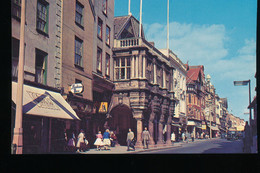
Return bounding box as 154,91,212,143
108,104,136,146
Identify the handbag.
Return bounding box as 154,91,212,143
84,139,89,145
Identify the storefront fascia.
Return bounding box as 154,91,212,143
12,82,80,153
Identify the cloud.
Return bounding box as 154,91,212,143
144,22,256,119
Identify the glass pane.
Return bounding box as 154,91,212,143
115,59,119,67
121,58,125,67
120,68,125,79
127,68,131,79
126,57,130,66
115,69,119,80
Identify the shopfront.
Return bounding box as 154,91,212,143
12,82,80,154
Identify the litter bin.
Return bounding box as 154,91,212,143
11,144,17,154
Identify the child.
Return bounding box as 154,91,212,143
94,131,104,151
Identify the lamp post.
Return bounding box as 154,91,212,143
12,0,26,154
233,80,252,125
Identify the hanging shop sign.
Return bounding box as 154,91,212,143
202,125,207,130
98,102,108,113
70,83,84,94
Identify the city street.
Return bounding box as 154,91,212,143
138,138,244,154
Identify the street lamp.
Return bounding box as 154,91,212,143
233,80,252,125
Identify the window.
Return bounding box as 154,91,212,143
12,38,20,78
102,0,107,15
36,0,49,34
97,18,103,39
166,72,170,90
75,37,83,67
75,1,84,27
97,47,102,72
115,57,131,80
12,0,21,19
146,60,153,83
105,53,110,77
35,49,48,85
105,25,110,46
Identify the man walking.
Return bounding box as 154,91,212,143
142,127,150,149
126,128,135,151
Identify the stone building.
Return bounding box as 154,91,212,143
11,0,79,153
91,0,115,140
219,97,228,135
60,0,95,138
108,14,176,148
186,65,206,137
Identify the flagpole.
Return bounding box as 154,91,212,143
167,0,169,50
139,0,142,38
128,0,131,15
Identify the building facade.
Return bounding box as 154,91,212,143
11,0,79,153
186,65,206,137
109,15,176,148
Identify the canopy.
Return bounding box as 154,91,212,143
12,82,80,120
210,126,219,131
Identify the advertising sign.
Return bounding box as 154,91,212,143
98,102,108,113
70,83,84,94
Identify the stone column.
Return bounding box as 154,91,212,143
157,112,165,145
143,56,146,78
166,115,172,145
135,55,139,78
132,109,143,148
148,111,156,146
131,55,135,79
153,63,157,84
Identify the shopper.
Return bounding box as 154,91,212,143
94,131,104,151
191,132,194,142
182,132,185,142
103,129,111,150
110,131,117,147
76,129,86,152
142,127,150,149
126,128,135,151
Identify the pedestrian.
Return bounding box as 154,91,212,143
203,132,205,139
196,132,199,139
76,129,86,152
182,132,185,142
142,127,150,149
63,129,68,151
103,129,111,150
171,132,175,144
243,121,252,153
110,131,117,147
191,132,194,142
126,128,135,151
185,131,189,143
94,131,104,151
67,130,76,152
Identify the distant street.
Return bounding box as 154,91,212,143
138,138,244,154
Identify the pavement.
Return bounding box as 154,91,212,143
77,138,217,154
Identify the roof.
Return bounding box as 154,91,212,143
186,65,205,84
114,15,130,37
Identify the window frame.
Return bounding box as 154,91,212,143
12,0,21,20
97,17,103,40
74,36,83,68
35,48,48,85
105,53,110,77
102,0,108,16
75,1,84,28
114,57,131,81
97,47,102,73
105,25,110,46
36,0,49,36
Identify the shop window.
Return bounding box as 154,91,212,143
36,0,49,35
35,49,48,85
75,1,84,28
97,47,102,73
114,57,131,80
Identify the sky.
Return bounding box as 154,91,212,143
114,0,257,121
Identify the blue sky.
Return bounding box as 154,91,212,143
114,0,257,121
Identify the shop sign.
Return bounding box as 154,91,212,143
202,125,207,130
70,83,84,94
98,102,108,113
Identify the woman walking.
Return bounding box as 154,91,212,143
76,129,86,152
103,129,111,150
94,131,104,151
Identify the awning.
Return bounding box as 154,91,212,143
187,121,196,126
12,82,80,120
210,126,219,131
172,123,181,127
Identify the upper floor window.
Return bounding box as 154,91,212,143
75,1,84,27
35,49,48,85
102,0,107,15
105,53,110,77
36,0,49,35
75,37,83,67
97,18,103,40
146,60,153,83
105,25,110,46
157,66,163,87
115,57,131,80
97,47,102,73
166,71,170,90
12,0,21,19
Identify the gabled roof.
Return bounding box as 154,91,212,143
186,65,204,84
114,15,145,39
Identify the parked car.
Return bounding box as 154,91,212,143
227,131,238,140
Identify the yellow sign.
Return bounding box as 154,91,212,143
202,125,207,130
98,102,108,113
